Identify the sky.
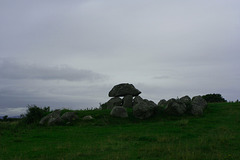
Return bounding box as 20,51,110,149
1,0,240,116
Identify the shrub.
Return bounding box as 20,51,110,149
3,115,8,121
22,105,50,124
202,94,227,103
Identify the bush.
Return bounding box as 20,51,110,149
3,115,8,121
22,105,50,124
202,94,227,103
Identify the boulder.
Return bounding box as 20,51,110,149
104,97,122,110
109,83,141,97
133,96,144,106
82,115,94,120
39,110,62,125
158,99,167,107
133,99,157,119
180,95,191,104
165,99,187,116
110,106,128,118
143,99,157,107
39,110,80,125
61,112,79,122
190,96,208,116
48,116,63,126
123,95,133,108
39,115,51,125
180,95,192,111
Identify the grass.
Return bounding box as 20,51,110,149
0,102,240,160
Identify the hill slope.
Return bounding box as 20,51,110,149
0,103,240,160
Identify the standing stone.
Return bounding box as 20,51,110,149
133,100,157,119
158,99,167,107
133,96,144,106
39,110,62,125
48,116,63,126
104,97,123,110
180,95,192,111
143,99,157,108
61,112,79,122
123,95,133,108
109,83,141,97
110,106,128,118
165,99,187,116
180,95,191,104
191,96,208,116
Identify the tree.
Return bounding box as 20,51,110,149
202,94,227,103
22,105,50,124
3,115,8,121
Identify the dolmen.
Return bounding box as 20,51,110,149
107,83,141,109
105,83,208,119
105,83,157,119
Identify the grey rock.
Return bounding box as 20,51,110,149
109,83,141,97
61,112,79,122
39,115,51,125
110,106,128,118
165,98,176,108
133,99,157,119
191,96,208,116
104,97,122,110
158,99,167,107
48,116,63,126
165,99,187,116
180,95,191,104
39,110,62,125
123,95,133,108
39,110,79,125
180,95,192,111
143,99,157,107
133,96,144,106
82,115,94,120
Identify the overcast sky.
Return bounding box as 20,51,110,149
1,0,240,116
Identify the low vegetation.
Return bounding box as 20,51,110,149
202,93,227,103
0,102,240,160
20,105,50,124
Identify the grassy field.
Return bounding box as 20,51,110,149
0,102,240,160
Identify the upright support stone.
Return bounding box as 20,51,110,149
133,96,144,106
123,95,133,108
133,100,157,119
110,106,128,118
104,97,122,110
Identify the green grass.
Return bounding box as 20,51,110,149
0,102,240,160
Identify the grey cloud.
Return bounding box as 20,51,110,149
0,0,240,116
1,0,240,61
0,60,107,81
0,81,111,116
0,107,26,117
153,76,171,80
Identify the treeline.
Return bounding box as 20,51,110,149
202,93,227,103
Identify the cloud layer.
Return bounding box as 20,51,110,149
0,60,107,81
0,0,240,116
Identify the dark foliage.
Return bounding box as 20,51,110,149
22,105,50,124
3,115,8,121
202,93,227,103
